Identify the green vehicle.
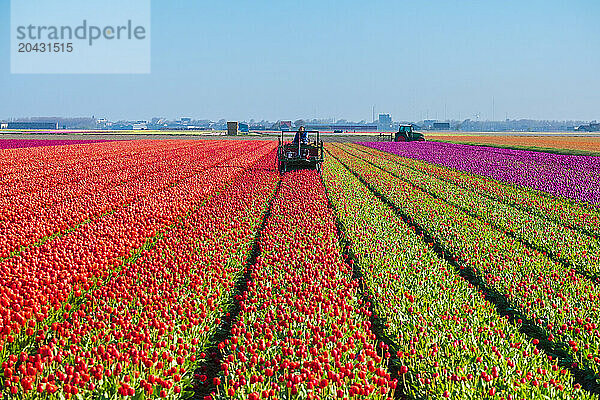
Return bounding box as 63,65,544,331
395,124,425,142
277,129,324,174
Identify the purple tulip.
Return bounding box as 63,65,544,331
360,141,600,207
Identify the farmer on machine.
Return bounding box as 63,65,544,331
293,126,309,144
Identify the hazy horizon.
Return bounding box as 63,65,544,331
1,0,599,122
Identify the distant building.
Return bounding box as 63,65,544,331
227,121,239,135
2,122,59,130
306,124,377,132
433,122,450,130
280,121,292,131
239,123,249,133
377,114,393,131
133,120,148,130
111,122,133,130
270,121,293,131
332,124,378,132
576,123,600,132
422,120,437,130
180,117,192,124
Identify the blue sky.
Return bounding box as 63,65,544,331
1,0,599,121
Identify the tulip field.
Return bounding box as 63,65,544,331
1,138,600,399
0,139,112,150
424,135,600,156
363,141,600,207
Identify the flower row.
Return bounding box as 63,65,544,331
0,139,111,150
339,144,600,277
1,150,280,398
1,143,275,375
0,141,271,258
361,141,600,207
322,151,589,399
328,144,600,378
214,170,396,399
353,143,600,239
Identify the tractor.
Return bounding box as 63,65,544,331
394,125,425,142
277,130,324,173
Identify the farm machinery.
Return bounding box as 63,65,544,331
394,125,425,142
277,129,324,173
